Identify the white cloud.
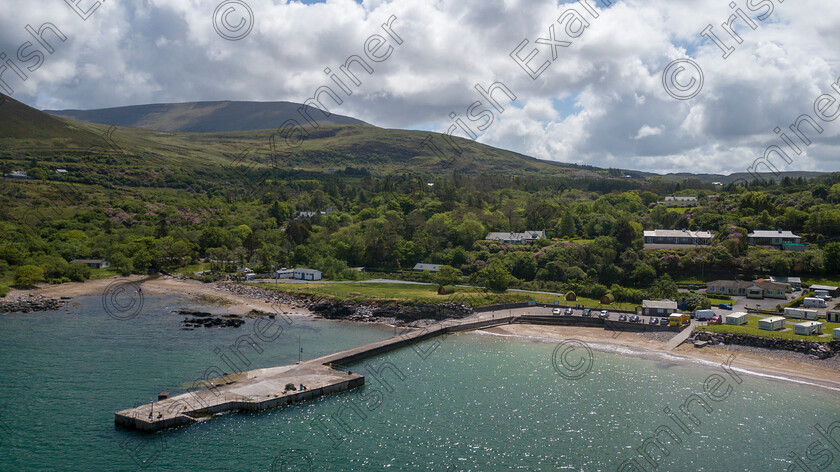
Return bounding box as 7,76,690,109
0,0,838,174
633,125,664,140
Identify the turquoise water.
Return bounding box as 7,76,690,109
1,295,839,471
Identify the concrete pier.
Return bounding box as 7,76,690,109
116,312,688,432
115,316,514,432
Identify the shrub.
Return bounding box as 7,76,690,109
14,265,45,287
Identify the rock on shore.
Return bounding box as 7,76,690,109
0,295,68,313
212,281,473,323
690,331,840,360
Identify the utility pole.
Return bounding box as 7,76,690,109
298,334,302,364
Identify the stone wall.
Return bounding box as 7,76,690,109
690,330,840,359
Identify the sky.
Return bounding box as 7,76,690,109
1,0,839,175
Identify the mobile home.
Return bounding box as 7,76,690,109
758,316,786,331
793,321,823,336
803,297,827,309
784,308,819,320
834,328,840,341
829,311,840,323
725,312,748,326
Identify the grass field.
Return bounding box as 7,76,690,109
801,277,840,288
697,314,839,343
256,282,637,310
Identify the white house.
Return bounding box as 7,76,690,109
485,231,546,244
770,276,802,291
642,300,678,317
643,229,713,248
413,263,442,273
70,259,110,269
784,308,819,320
758,316,786,331
294,268,322,281
660,196,699,207
747,230,802,248
793,321,823,336
725,312,749,326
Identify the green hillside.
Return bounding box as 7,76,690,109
45,100,368,133
1,97,599,183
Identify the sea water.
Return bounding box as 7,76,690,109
0,295,838,471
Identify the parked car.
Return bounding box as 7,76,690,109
581,309,592,317
659,317,670,326
629,315,641,323
649,317,659,325
709,315,722,325
599,310,609,319
564,308,574,316
618,314,627,322
552,308,561,315
718,303,733,310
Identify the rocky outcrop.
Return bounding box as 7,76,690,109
308,300,473,323
213,281,474,323
181,314,245,329
690,331,840,359
0,295,68,313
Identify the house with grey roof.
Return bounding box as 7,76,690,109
413,263,442,273
642,300,678,316
747,230,801,248
293,268,322,281
643,229,713,248
485,231,546,244
70,259,110,269
660,196,698,207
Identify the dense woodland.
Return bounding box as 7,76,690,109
3,159,840,303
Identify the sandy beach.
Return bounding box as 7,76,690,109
7,275,304,317
9,275,840,389
487,324,840,391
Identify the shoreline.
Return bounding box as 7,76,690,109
8,275,840,389
484,324,840,391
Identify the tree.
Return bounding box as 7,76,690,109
558,216,576,238
649,274,678,299
243,232,263,259
615,219,642,250
66,263,92,282
433,265,462,286
824,242,840,275
769,256,791,275
631,263,657,286
477,261,515,291
15,265,45,287
269,201,293,222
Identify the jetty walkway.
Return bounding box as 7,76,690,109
115,316,514,432
116,308,687,432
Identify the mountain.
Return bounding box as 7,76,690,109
2,97,595,181
0,94,102,144
45,100,368,133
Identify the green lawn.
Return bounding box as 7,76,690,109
256,282,636,310
697,314,839,343
801,277,840,288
